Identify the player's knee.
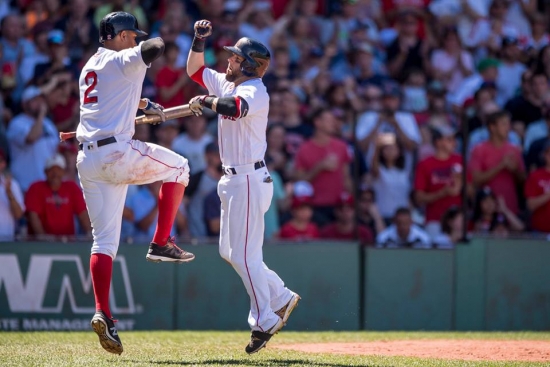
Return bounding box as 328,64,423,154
227,252,247,269
164,156,190,186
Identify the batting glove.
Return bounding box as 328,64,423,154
189,95,208,116
142,98,166,123
194,20,212,39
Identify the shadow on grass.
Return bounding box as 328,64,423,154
132,359,385,367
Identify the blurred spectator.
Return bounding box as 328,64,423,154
185,142,222,238
356,186,386,237
204,188,221,237
430,27,474,93
46,72,79,131
534,45,550,80
293,107,353,226
351,43,390,89
19,23,51,85
279,195,319,240
172,114,213,174
94,0,148,34
155,119,180,150
471,186,524,233
264,155,290,240
523,13,550,55
468,101,521,154
375,207,432,248
265,123,289,180
25,154,91,237
432,206,463,249
0,149,24,241
470,110,525,214
496,36,527,105
320,192,373,244
356,81,421,172
370,133,410,223
448,58,500,111
385,11,430,82
126,180,187,240
32,30,77,87
1,13,36,103
524,102,550,153
525,141,550,233
414,125,467,238
263,47,298,93
400,68,428,112
155,42,192,109
7,86,58,192
58,140,79,183
505,71,548,129
238,1,274,50
54,0,98,62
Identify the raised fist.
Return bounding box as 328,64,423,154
194,20,212,39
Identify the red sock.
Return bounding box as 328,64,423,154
90,253,113,318
152,182,185,246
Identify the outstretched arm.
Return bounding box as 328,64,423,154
187,20,212,77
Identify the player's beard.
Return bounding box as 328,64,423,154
225,65,242,82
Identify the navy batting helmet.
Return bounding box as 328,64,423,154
99,12,147,44
224,37,270,77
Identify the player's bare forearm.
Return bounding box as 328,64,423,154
187,51,205,77
187,19,212,76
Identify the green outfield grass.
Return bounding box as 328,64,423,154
1,331,549,367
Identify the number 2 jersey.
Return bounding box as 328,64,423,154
76,43,149,143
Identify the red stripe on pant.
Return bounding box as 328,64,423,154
243,175,263,331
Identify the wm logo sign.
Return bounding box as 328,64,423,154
0,255,139,314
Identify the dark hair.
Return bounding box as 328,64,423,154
440,206,461,234
309,107,331,125
394,207,411,219
379,141,406,170
267,123,285,135
472,187,497,223
486,110,510,126
164,41,179,54
531,72,549,84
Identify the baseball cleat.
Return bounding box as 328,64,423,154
245,318,284,355
146,237,195,263
275,291,301,325
90,310,123,355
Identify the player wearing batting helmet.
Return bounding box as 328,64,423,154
77,11,194,356
186,20,301,355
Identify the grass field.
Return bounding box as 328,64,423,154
1,331,549,367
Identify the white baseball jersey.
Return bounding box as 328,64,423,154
76,42,149,143
199,67,269,166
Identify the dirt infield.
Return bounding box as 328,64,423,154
275,340,550,362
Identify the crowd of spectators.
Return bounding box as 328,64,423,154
1,0,550,248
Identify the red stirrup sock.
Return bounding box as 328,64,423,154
152,182,185,246
90,253,113,319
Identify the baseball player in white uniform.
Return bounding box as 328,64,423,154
186,20,300,354
76,12,194,355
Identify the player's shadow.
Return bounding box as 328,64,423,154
138,359,385,367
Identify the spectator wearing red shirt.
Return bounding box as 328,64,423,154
320,192,373,245
155,42,191,109
279,196,319,240
470,111,526,214
293,107,353,226
25,154,91,238
525,141,550,233
414,125,466,238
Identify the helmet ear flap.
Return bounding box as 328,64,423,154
240,59,257,77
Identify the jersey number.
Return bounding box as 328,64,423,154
83,71,98,104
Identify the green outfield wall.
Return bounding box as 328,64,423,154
0,239,549,331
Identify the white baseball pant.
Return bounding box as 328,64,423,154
218,164,292,332
76,138,189,259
